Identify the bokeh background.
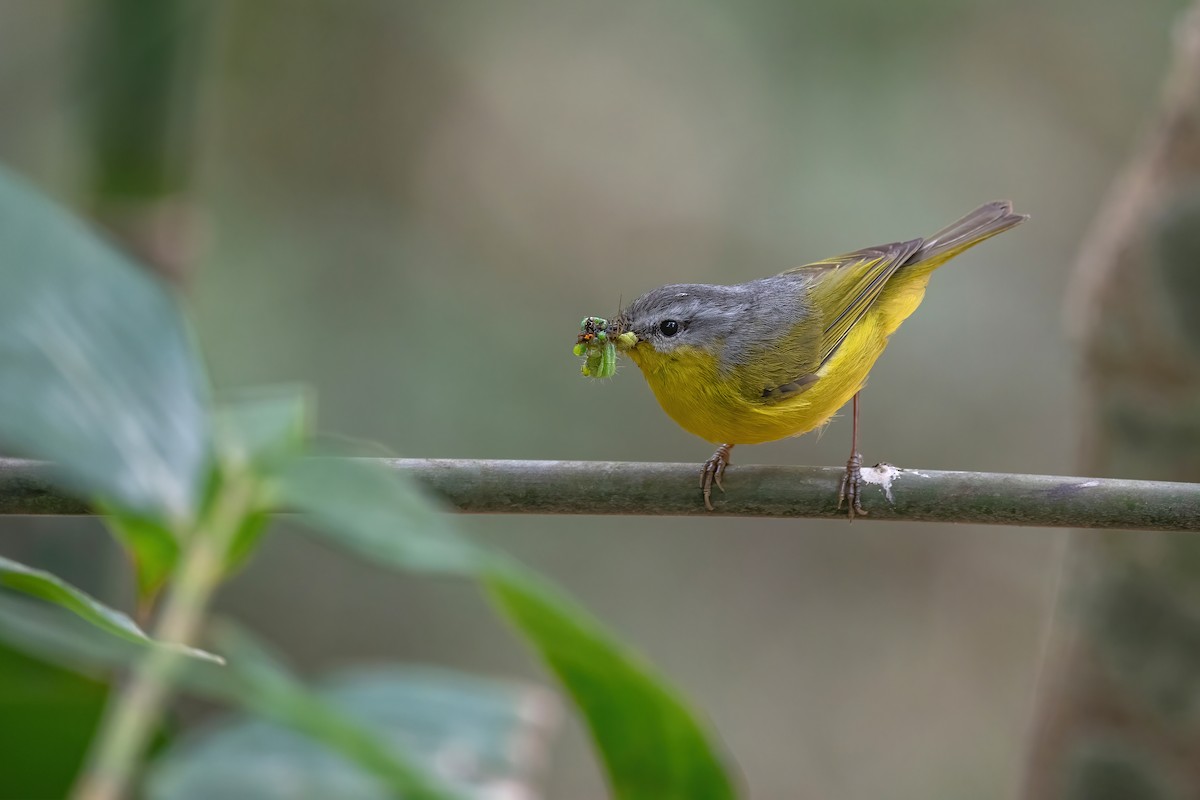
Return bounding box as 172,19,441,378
0,0,1187,797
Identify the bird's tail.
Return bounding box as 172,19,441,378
908,200,1028,268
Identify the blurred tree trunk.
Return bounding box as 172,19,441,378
82,0,213,284
1022,4,1200,798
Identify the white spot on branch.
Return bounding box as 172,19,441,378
861,462,901,505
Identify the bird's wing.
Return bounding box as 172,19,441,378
781,237,923,369
756,238,922,402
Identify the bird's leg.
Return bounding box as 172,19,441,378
701,443,734,511
837,393,867,520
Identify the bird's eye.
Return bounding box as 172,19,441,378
660,319,680,337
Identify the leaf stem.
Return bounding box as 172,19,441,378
71,474,256,800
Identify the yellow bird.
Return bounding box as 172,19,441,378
579,201,1027,515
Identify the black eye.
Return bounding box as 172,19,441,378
660,319,680,337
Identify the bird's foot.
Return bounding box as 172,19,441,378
838,451,868,521
701,444,734,511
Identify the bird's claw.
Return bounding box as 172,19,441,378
838,451,868,521
701,444,733,511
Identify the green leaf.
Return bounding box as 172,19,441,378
275,457,738,799
0,166,211,523
148,624,463,800
145,653,554,800
0,555,220,664
0,600,540,800
102,509,181,603
212,386,313,574
486,568,738,800
223,510,272,576
99,387,311,605
215,385,311,472
0,592,148,670
308,667,558,789
0,642,108,800
275,456,483,576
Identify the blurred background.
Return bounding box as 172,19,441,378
0,0,1187,797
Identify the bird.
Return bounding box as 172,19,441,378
579,201,1027,516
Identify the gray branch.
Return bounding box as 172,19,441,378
1,458,1198,530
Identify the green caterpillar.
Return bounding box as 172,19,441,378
574,316,618,378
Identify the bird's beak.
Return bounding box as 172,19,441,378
608,316,639,350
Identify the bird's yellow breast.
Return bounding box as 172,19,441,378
625,279,928,445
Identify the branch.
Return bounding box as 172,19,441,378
2,458,1198,531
